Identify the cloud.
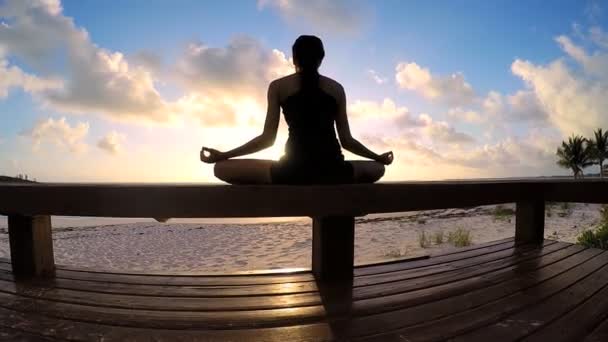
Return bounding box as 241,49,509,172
175,36,291,98
23,117,89,152
417,114,475,145
511,31,608,136
0,58,61,98
349,98,410,120
350,98,474,145
0,0,170,122
395,62,475,106
367,69,387,84
172,37,291,127
258,0,367,35
97,131,125,154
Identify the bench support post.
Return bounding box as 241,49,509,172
515,200,545,245
8,215,55,278
312,216,355,281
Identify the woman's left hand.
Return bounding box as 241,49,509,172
200,147,227,163
376,151,394,165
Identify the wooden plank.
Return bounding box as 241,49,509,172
0,305,333,342
328,244,590,339
2,179,607,218
7,215,55,278
0,243,558,313
0,242,566,319
454,257,608,341
362,249,608,342
0,240,525,299
522,273,608,341
37,240,521,287
312,216,354,281
355,238,516,276
515,200,545,244
584,316,608,342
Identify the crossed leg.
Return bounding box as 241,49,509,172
213,159,385,185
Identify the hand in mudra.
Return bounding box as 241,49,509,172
376,151,394,165
200,147,227,164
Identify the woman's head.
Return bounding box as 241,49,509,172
292,35,325,72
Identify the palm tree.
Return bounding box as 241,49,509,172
588,128,608,178
556,135,594,179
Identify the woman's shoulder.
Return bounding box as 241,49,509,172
319,75,345,100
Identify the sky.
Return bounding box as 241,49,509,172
1,0,607,182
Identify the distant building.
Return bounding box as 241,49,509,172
604,165,608,177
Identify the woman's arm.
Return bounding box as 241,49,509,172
201,82,281,163
334,84,393,165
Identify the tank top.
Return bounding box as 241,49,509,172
280,87,344,163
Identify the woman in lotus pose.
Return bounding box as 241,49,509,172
201,35,393,184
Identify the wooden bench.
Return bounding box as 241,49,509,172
0,179,608,341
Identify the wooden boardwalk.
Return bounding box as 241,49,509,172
0,237,607,341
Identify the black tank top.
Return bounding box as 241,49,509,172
280,87,344,164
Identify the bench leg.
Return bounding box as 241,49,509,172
515,201,545,245
8,215,55,278
312,216,355,281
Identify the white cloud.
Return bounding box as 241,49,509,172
23,117,89,153
395,62,475,106
447,107,484,124
350,98,410,120
175,37,292,98
97,131,125,154
0,58,61,98
0,0,170,122
511,31,608,136
258,0,366,34
172,37,291,127
367,69,387,84
349,97,474,145
417,113,475,145
556,35,608,79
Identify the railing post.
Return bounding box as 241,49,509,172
515,200,545,245
8,215,55,278
312,216,355,281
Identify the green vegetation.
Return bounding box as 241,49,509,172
433,231,444,244
577,205,608,249
589,128,608,179
418,230,431,248
447,228,473,247
493,205,515,220
384,246,408,259
556,128,608,178
556,135,593,178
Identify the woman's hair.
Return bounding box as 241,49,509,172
292,35,325,91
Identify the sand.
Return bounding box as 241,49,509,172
0,203,603,273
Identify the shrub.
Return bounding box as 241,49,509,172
601,205,608,225
493,205,515,220
577,223,608,249
384,247,408,258
557,202,573,217
447,228,473,247
433,231,444,244
418,230,431,248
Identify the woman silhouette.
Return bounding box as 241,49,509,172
201,35,393,184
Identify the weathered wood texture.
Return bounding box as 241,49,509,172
1,179,607,218
7,215,55,278
312,216,355,280
0,239,605,341
515,200,545,244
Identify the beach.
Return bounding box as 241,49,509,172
0,203,602,273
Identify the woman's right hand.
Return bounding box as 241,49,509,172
375,151,394,165
200,147,227,164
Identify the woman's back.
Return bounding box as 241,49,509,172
278,74,343,163
271,74,353,184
